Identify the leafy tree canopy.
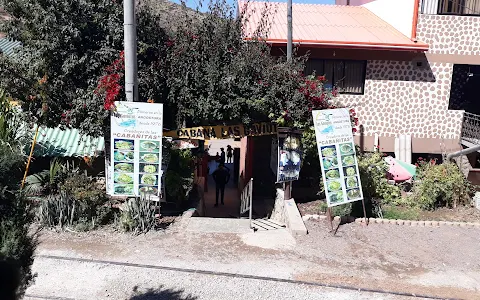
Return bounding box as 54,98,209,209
0,0,344,136
0,0,168,136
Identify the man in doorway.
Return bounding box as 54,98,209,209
220,147,226,164
212,163,230,207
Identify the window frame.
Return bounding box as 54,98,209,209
437,0,480,16
305,58,367,95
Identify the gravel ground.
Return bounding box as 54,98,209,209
295,220,480,299
29,219,480,300
26,256,419,300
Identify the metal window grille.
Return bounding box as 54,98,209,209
305,59,366,95
462,112,480,145
438,0,480,15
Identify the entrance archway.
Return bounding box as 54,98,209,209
164,122,279,220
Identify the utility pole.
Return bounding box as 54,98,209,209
287,0,293,60
124,0,138,102
285,0,293,200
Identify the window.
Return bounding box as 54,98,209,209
304,59,366,95
438,0,480,16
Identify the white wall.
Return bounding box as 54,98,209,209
362,0,416,38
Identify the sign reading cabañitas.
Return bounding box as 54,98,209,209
312,108,364,207
163,122,277,140
109,102,163,199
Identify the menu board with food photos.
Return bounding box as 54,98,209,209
277,132,303,183
312,108,364,207
110,101,163,199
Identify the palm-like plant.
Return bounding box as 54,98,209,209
24,158,80,195
0,90,26,150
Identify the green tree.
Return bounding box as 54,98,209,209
1,0,352,134
0,0,170,137
165,0,310,127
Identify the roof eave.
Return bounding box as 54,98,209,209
292,42,429,52
245,38,429,52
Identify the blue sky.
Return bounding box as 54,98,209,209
171,0,335,12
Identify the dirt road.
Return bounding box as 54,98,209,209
27,220,480,299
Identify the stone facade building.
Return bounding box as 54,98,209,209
244,0,480,162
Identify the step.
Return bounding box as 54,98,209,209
186,217,252,233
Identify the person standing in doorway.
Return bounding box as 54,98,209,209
212,163,230,207
226,145,233,163
220,147,226,164
215,152,220,169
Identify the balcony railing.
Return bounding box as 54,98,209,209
421,0,480,15
461,112,480,146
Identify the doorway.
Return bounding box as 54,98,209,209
203,139,241,218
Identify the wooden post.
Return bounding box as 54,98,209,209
326,207,334,232
361,198,369,226
21,125,40,189
284,181,291,200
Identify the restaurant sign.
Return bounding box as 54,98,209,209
109,101,163,199
163,122,277,140
312,108,363,207
276,131,303,183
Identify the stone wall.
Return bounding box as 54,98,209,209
417,14,480,55
338,60,464,140
271,188,287,225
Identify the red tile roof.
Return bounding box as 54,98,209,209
239,1,428,51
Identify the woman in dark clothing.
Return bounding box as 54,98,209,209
226,145,233,163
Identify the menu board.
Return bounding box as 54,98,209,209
110,101,163,199
312,108,363,207
277,132,303,183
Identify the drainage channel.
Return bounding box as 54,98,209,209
37,255,459,300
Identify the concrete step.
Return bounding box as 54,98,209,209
186,217,252,234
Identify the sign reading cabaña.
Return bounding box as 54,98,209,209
163,122,277,140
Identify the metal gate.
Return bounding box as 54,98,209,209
240,178,253,228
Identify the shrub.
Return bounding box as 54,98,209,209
118,195,157,234
331,203,353,217
37,173,112,230
0,142,37,299
25,159,78,196
356,150,401,204
411,160,472,210
0,198,37,299
165,149,194,208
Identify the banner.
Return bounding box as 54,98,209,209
163,122,277,140
277,132,303,183
110,101,163,199
312,108,363,207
